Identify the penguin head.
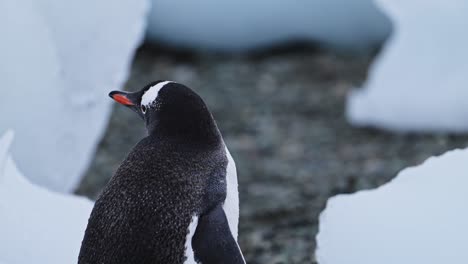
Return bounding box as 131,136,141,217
109,81,220,143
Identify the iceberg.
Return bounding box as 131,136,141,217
316,148,468,264
146,0,391,52
0,0,149,192
0,130,93,264
347,0,468,132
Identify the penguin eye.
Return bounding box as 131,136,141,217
141,105,147,114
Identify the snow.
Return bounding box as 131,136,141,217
0,130,93,264
146,0,392,52
347,0,468,132
0,0,148,192
316,148,468,264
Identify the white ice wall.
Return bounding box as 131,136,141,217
316,148,468,264
0,0,148,192
146,0,392,52
347,0,468,132
0,131,93,264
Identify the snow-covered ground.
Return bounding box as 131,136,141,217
316,148,468,264
146,0,391,52
0,0,148,192
347,0,468,132
0,131,93,264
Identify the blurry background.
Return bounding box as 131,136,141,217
2,0,468,264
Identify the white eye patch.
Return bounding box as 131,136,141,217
141,81,173,107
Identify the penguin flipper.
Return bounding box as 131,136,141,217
192,204,246,264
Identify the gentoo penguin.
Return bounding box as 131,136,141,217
78,81,245,264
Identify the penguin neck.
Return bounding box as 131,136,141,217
146,112,222,146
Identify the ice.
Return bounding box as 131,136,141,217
316,148,468,264
146,0,392,52
0,0,148,192
347,0,468,132
0,130,93,264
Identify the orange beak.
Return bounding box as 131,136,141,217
109,91,135,106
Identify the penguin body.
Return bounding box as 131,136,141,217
78,81,244,264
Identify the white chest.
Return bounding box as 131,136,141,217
223,147,240,240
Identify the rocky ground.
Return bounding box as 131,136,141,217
77,44,468,264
